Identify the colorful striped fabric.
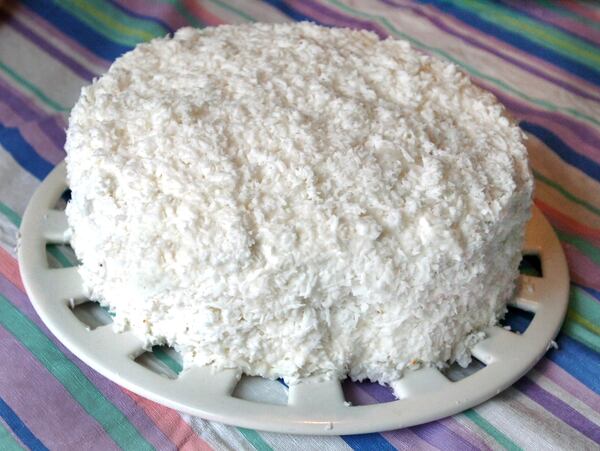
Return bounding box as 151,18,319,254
0,0,599,449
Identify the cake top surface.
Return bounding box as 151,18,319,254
66,23,531,382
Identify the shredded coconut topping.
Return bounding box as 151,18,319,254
65,23,532,384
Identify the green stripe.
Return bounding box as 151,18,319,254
0,420,24,451
0,60,69,112
453,0,600,68
207,0,255,22
533,170,600,217
570,286,600,323
152,347,183,374
64,0,166,42
556,229,600,265
325,0,600,128
562,318,600,353
567,309,600,339
0,294,154,451
537,0,600,31
463,409,522,451
157,0,204,27
53,0,151,47
0,203,20,227
562,287,600,352
47,244,76,268
237,428,274,451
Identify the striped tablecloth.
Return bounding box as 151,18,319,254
1,1,599,449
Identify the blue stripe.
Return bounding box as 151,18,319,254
262,0,315,22
548,334,600,394
0,397,49,451
0,124,53,180
341,433,397,450
21,0,131,61
417,0,600,86
520,121,600,182
496,0,600,49
106,0,174,34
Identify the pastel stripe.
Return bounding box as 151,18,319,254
125,390,213,450
2,9,95,81
0,325,120,450
456,0,600,61
515,377,600,443
420,0,600,81
461,410,521,451
0,250,188,451
535,199,600,246
536,359,600,413
549,334,600,394
0,419,24,451
502,1,600,45
0,292,156,450
0,396,48,451
356,382,488,450
111,0,188,31
562,244,600,291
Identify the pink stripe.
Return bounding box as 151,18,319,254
536,359,600,413
112,0,189,31
556,1,600,21
19,4,110,70
342,383,437,450
503,0,600,45
0,325,120,450
183,0,224,26
125,390,213,451
562,243,600,291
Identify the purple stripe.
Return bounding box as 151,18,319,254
380,0,600,104
342,382,437,450
0,79,39,122
477,80,600,156
4,13,95,81
0,76,67,161
0,273,176,450
516,377,600,444
502,0,600,45
0,326,120,450
357,382,486,450
537,359,600,413
290,0,387,37
19,4,109,70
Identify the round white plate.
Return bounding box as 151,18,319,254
18,162,569,435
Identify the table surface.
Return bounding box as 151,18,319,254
0,1,599,450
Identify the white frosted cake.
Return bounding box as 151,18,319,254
65,23,532,385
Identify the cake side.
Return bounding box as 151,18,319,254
65,23,533,384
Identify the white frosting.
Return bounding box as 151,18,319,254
65,23,532,384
